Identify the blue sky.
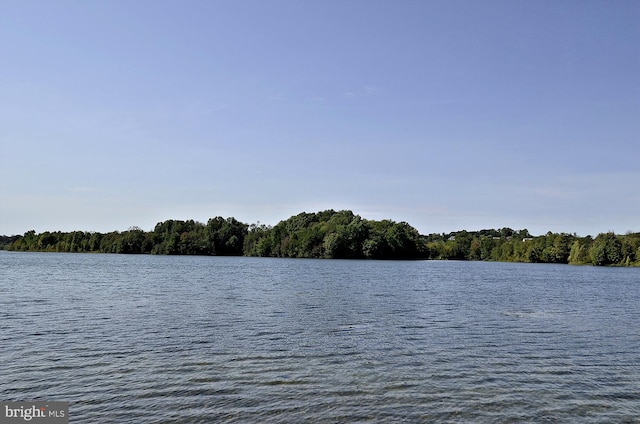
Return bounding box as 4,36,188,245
1,0,638,237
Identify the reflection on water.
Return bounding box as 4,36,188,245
1,252,639,422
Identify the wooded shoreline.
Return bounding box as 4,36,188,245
2,210,638,266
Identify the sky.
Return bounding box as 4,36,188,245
1,0,638,237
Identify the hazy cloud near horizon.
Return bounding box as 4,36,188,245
1,0,638,236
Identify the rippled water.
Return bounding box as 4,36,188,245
1,252,639,423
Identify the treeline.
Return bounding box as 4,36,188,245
423,228,640,266
2,217,248,256
243,210,425,259
2,210,639,266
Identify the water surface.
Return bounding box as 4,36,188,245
1,252,638,422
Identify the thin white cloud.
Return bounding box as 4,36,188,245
364,85,381,95
269,92,287,102
343,86,382,99
68,186,101,194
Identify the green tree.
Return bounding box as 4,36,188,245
591,232,623,265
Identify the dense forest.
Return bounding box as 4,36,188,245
2,210,639,266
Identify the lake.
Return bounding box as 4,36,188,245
1,252,638,423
